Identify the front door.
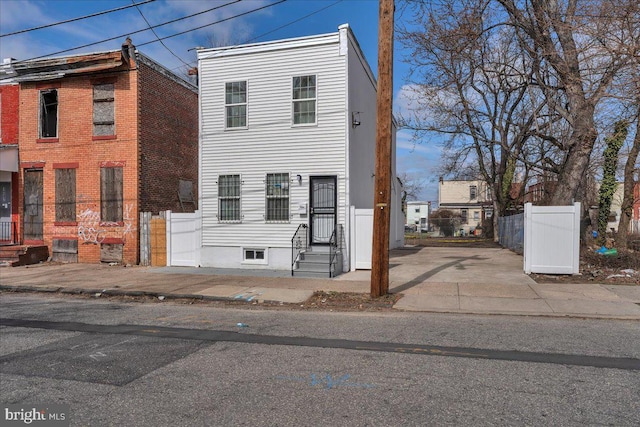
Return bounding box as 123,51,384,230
23,169,43,242
310,176,336,245
0,178,11,243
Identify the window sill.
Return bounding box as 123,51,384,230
224,126,248,131
100,221,124,227
93,135,117,141
101,237,124,244
54,221,78,227
241,260,268,265
291,123,317,128
218,220,242,224
36,138,59,143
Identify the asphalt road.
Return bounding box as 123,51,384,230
1,293,639,426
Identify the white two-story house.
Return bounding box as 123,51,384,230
196,24,403,276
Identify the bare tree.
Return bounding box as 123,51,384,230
617,117,640,246
397,0,553,241
496,0,640,205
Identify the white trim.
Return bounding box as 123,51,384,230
198,33,339,60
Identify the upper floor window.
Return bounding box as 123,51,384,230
218,174,241,221
461,208,468,224
39,89,58,138
93,83,115,136
225,81,247,128
265,173,289,221
292,75,316,125
470,185,477,200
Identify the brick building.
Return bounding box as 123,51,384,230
0,79,20,244
1,39,198,264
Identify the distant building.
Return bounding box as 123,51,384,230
405,201,431,232
438,178,492,235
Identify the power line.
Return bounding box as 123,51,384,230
0,0,157,38
131,0,191,68
137,0,288,47
21,0,243,62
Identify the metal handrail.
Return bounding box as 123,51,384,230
0,221,18,245
328,224,343,278
291,224,308,276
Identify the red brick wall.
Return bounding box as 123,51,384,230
138,61,198,214
1,84,19,144
18,68,140,264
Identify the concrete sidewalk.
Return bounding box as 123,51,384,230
1,247,639,319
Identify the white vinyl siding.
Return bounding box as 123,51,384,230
199,36,347,248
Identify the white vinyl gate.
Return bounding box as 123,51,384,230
165,210,201,267
524,202,580,274
350,208,373,270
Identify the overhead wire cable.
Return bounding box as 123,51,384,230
131,0,191,68
20,0,243,62
0,0,157,38
137,0,288,47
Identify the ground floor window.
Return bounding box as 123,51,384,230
244,248,265,261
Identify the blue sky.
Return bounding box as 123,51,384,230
0,0,441,202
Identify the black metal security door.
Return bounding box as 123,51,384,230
310,176,336,245
23,169,43,241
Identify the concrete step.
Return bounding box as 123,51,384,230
0,245,49,267
293,270,336,279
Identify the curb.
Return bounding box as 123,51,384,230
0,285,294,305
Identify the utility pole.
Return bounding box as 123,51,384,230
371,0,394,298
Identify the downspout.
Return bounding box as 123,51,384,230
339,24,351,272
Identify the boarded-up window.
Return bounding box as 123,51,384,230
93,83,115,136
55,168,76,222
52,238,78,263
40,89,58,138
101,167,123,222
100,243,123,263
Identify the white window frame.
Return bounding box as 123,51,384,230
242,247,267,265
292,75,316,126
218,174,241,222
225,80,247,129
265,173,290,222
470,185,477,200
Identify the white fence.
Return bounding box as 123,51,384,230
165,210,201,267
524,202,580,274
350,208,373,270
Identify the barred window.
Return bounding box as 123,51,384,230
218,174,241,221
265,173,289,221
225,81,247,128
292,75,316,125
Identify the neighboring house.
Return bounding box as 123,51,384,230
405,201,431,232
0,75,19,244
438,178,492,235
196,24,403,275
0,39,198,265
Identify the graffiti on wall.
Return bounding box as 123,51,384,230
77,204,136,244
